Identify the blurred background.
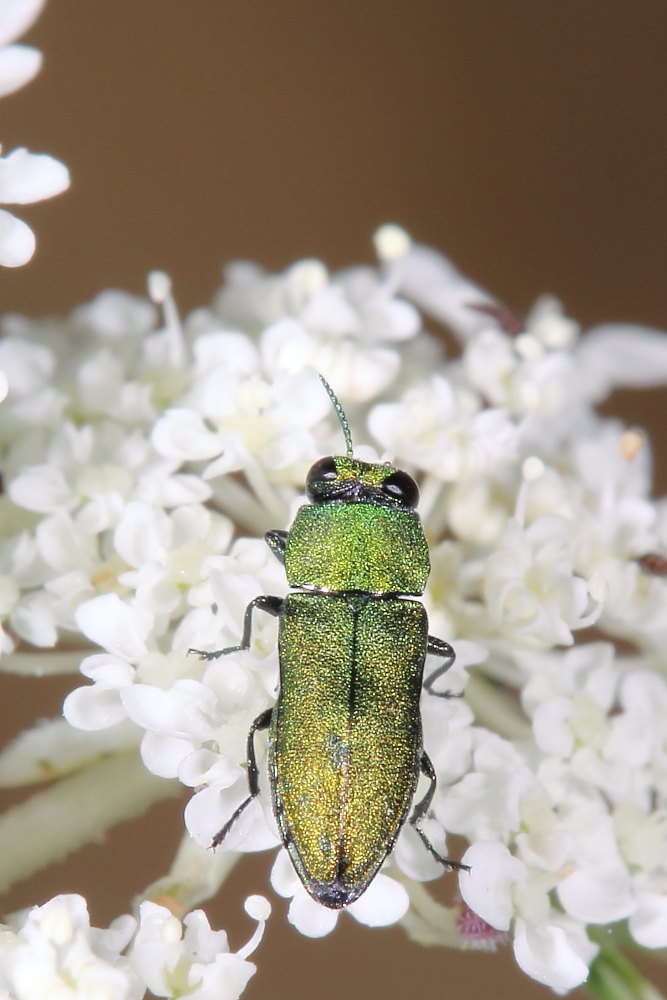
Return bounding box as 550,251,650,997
3,2,667,997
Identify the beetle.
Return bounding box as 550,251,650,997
191,376,468,908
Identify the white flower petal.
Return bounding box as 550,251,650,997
269,848,299,898
151,409,224,460
578,323,667,400
72,288,157,338
75,594,152,661
9,463,75,512
121,680,216,738
129,899,262,1000
387,241,499,340
191,331,259,376
178,748,239,788
532,697,575,757
63,662,135,731
458,841,527,931
628,891,667,948
287,886,339,938
2,893,142,1000
394,822,446,881
0,0,46,46
0,206,34,265
10,591,57,646
0,335,54,390
347,874,409,926
139,731,194,778
184,782,276,853
139,471,212,506
513,915,597,992
184,782,238,847
0,44,41,97
557,868,635,924
113,501,172,567
0,148,70,204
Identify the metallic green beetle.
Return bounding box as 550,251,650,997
192,377,468,908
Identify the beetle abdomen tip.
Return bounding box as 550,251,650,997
309,879,365,910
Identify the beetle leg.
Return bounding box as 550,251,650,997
211,707,273,849
424,636,459,698
265,529,288,564
410,751,470,872
188,595,283,660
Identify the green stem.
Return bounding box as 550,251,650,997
465,671,532,741
399,878,465,949
139,831,240,917
0,748,180,893
587,940,666,1000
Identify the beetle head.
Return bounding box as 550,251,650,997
305,455,419,509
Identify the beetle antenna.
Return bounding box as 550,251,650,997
318,374,354,458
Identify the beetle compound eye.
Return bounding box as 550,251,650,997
381,470,419,508
307,456,338,482
306,456,338,501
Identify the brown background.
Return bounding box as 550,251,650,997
3,2,667,998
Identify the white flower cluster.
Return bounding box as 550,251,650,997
0,0,70,266
0,892,269,1000
2,228,667,995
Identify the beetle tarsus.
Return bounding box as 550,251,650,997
413,825,471,874
410,750,470,873
188,647,223,660
189,595,283,660
211,707,273,849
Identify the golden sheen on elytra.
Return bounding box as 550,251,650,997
272,591,426,900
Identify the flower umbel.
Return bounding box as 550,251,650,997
0,892,269,1000
2,227,667,996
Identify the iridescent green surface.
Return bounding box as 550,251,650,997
269,592,427,906
284,504,429,594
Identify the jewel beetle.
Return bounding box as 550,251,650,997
191,376,468,908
